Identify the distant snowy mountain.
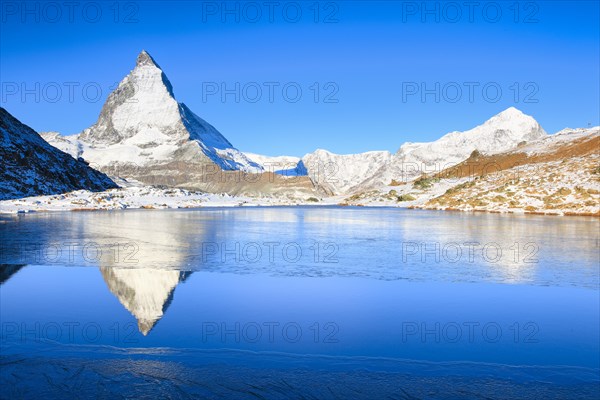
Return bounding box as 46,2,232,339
396,107,545,164
44,51,262,183
243,149,393,195
40,131,81,158
243,152,301,174
298,149,393,195
243,108,545,195
0,108,117,200
354,107,547,191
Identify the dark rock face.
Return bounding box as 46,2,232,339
0,108,118,200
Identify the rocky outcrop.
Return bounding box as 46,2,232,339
0,108,117,200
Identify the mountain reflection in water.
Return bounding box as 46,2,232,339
1,208,599,399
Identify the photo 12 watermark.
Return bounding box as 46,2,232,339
201,321,340,344
401,81,539,104
0,241,140,265
200,241,339,264
200,1,340,23
0,320,341,345
399,1,540,24
400,321,540,344
1,1,140,24
400,241,539,264
1,81,138,104
200,81,340,104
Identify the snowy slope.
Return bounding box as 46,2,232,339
396,107,546,163
39,131,81,158
245,149,393,195
46,51,261,173
3,126,596,214
0,108,117,200
298,149,393,195
354,107,547,191
418,127,599,215
521,126,599,154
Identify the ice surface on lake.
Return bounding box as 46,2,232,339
1,208,599,398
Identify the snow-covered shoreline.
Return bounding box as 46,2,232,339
2,184,597,217
0,186,352,214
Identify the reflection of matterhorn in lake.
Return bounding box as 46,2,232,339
100,268,190,335
82,211,215,335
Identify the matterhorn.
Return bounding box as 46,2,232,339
45,51,319,196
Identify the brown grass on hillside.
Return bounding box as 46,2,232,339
436,135,599,180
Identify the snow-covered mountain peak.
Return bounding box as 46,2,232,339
62,51,261,173
311,148,333,156
352,108,548,192
495,106,524,118
78,51,180,146
131,50,175,96
397,108,546,159
136,50,160,68
480,107,540,135
554,126,600,136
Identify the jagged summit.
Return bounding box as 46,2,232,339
132,50,174,95
136,50,161,68
37,52,554,200
62,51,260,174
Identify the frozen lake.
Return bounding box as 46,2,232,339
1,207,599,398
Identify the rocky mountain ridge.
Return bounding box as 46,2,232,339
0,107,117,200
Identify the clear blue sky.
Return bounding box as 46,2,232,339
1,1,599,156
